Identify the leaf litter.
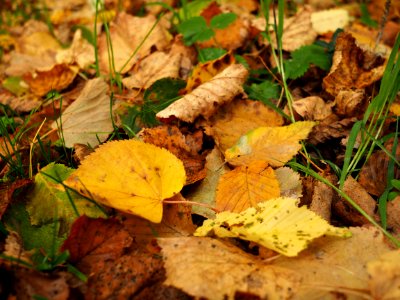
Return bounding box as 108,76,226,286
0,0,399,299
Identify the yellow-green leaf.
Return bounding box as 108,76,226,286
64,140,186,223
225,121,316,167
195,197,351,257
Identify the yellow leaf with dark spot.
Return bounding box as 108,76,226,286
64,140,186,223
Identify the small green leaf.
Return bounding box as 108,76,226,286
284,44,332,79
234,54,249,69
210,13,237,29
177,16,208,45
360,3,378,28
178,0,213,20
247,81,280,102
72,25,95,46
198,47,227,62
192,27,215,43
2,76,29,96
391,179,400,190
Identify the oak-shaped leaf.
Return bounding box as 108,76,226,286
225,121,315,167
195,197,351,257
64,140,186,223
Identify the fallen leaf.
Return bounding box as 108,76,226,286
225,121,315,167
334,89,366,117
51,78,114,148
308,115,357,145
311,8,350,34
273,227,393,299
98,13,169,74
186,147,229,219
61,216,133,273
323,32,386,97
3,231,31,263
0,90,41,113
309,171,337,221
205,99,284,152
122,51,182,89
26,163,106,226
216,161,280,213
387,196,400,237
159,237,301,299
274,167,302,199
139,125,206,185
156,63,248,122
0,179,32,218
23,63,78,97
195,197,351,257
64,140,186,223
292,96,333,121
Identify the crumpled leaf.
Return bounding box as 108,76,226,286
292,96,333,121
311,8,350,34
195,197,351,257
122,51,182,89
274,167,302,199
225,121,316,167
156,63,248,122
334,89,366,117
216,161,280,213
98,13,169,74
26,163,105,227
64,140,186,223
159,237,301,299
368,249,400,300
205,99,284,152
51,78,114,148
323,32,386,97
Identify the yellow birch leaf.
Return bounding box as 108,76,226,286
64,140,186,223
311,9,350,34
216,161,280,213
156,64,248,123
225,121,316,167
195,197,351,257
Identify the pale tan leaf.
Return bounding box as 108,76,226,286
292,96,333,121
51,78,113,148
225,121,316,167
159,237,301,300
274,167,302,199
216,161,280,213
205,99,284,152
311,9,350,34
156,64,248,123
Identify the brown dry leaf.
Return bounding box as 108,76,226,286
368,0,400,22
61,215,133,274
122,193,196,244
334,89,366,117
225,121,315,167
216,161,280,213
3,231,32,264
205,99,284,152
368,249,400,300
159,237,301,299
0,179,32,218
0,90,41,113
156,64,248,123
323,32,386,97
387,196,400,237
139,125,206,185
274,6,318,51
186,147,229,219
55,29,95,69
347,23,392,54
309,171,337,222
6,53,57,77
292,96,333,121
358,139,400,196
311,8,350,34
273,227,393,299
308,115,357,144
334,176,377,226
183,52,235,94
122,51,182,90
23,64,78,97
73,143,94,164
98,12,169,74
51,78,114,148
274,167,302,199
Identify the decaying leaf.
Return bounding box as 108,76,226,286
334,89,366,117
98,13,169,74
323,32,386,97
274,167,302,199
122,51,182,89
186,147,229,219
0,90,41,113
205,99,284,152
139,125,206,185
309,171,337,221
225,121,315,167
216,161,280,213
159,237,301,299
51,78,114,148
64,140,186,223
273,227,393,299
156,64,248,122
368,249,400,300
311,8,349,34
195,197,351,257
387,196,400,237
292,96,333,121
